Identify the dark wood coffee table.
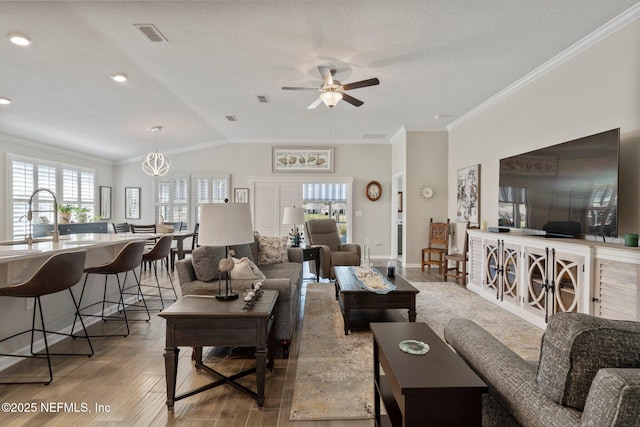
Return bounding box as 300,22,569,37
334,266,419,335
372,322,488,426
158,290,278,412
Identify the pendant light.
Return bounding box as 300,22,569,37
142,126,171,176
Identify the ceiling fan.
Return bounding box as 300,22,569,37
282,66,380,109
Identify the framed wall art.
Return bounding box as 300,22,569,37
99,186,112,219
234,188,249,203
125,187,141,219
272,146,333,172
456,164,480,224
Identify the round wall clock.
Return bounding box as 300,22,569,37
366,181,382,201
421,185,435,200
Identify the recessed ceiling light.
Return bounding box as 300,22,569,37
8,33,32,46
111,73,128,83
0,97,12,105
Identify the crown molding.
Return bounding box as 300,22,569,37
447,3,640,131
0,132,114,166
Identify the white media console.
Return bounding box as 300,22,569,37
466,229,640,329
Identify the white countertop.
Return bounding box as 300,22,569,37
0,233,154,262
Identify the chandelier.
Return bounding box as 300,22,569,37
142,126,171,176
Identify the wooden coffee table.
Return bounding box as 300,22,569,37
158,290,278,412
372,322,488,426
334,266,419,335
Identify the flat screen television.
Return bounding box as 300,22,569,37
498,128,619,238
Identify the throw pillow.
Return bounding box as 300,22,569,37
536,312,640,411
191,246,225,282
230,257,266,280
257,233,289,265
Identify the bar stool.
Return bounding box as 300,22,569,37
72,240,149,338
0,250,93,385
132,234,177,310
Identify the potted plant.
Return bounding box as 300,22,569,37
58,203,74,224
338,224,347,243
74,206,90,223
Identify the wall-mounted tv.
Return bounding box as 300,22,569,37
499,128,619,238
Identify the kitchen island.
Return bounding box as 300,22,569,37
0,233,154,371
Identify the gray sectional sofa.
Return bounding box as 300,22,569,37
444,313,640,426
175,235,302,358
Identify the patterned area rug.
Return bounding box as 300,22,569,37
289,281,544,421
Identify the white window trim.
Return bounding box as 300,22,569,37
6,153,96,239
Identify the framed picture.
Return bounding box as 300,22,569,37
272,146,333,172
456,164,480,224
234,188,249,203
125,187,141,219
397,192,403,212
99,186,112,219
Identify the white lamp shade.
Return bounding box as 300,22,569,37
199,203,254,247
283,207,305,225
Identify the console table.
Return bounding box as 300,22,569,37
159,291,278,412
371,322,487,426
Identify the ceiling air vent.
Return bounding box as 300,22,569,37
226,115,238,122
361,133,387,139
134,24,168,42
256,95,270,104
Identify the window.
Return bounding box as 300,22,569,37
156,173,229,227
8,155,96,239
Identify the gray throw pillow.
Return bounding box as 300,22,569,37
191,246,225,282
536,312,640,410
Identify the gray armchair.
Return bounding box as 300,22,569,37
304,218,361,280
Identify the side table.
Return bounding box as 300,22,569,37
158,290,278,412
301,246,321,281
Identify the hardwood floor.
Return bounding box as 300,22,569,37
0,264,451,427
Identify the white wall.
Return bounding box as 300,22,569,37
404,131,449,266
0,133,114,241
115,142,393,257
448,17,640,249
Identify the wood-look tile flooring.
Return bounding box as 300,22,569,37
0,264,451,427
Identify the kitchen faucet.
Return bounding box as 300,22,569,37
27,188,60,244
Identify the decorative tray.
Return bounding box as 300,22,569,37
399,339,430,355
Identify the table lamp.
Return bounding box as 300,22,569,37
199,202,254,300
283,206,305,247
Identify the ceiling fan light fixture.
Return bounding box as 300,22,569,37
142,126,171,176
320,91,343,108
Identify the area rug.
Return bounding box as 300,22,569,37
289,281,544,421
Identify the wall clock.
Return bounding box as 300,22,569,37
366,181,382,201
421,185,435,200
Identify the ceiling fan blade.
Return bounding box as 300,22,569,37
318,66,334,86
307,98,323,109
282,86,318,91
342,78,380,91
341,93,364,107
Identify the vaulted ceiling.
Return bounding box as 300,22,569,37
1,1,637,162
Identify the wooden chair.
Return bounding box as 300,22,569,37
421,218,450,273
112,222,130,233
170,223,199,270
443,222,479,283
